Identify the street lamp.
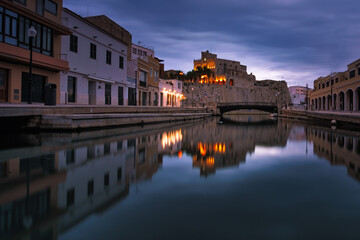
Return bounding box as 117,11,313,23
27,26,37,104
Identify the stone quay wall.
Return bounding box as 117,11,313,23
182,80,292,108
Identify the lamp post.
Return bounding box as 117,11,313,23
330,72,334,111
27,26,37,104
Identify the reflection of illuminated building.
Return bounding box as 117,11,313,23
308,128,360,181
159,129,183,156
181,118,290,176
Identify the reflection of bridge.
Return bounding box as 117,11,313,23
216,102,278,115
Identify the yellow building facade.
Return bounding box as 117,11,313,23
309,59,360,112
138,56,160,106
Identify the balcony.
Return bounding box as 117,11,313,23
139,81,146,87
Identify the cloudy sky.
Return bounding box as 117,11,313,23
63,0,360,87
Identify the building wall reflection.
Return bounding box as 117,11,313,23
308,128,360,181
181,118,290,176
0,127,166,239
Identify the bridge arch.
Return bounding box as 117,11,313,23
217,102,278,115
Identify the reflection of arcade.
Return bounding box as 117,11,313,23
182,118,290,176
0,129,164,239
308,127,360,181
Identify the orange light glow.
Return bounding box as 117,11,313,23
162,129,183,149
198,143,207,156
178,151,183,158
198,142,226,155
206,157,214,166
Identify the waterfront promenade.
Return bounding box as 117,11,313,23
0,104,212,130
281,109,360,130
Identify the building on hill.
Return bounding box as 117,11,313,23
60,9,132,105
192,50,255,87
309,59,360,112
0,0,70,104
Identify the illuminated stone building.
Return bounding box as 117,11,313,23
309,58,360,112
0,0,70,104
193,50,255,87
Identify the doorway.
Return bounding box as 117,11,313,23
88,81,96,105
0,69,8,102
21,72,45,103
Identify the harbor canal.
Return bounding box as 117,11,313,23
1,116,360,239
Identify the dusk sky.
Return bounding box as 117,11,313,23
63,0,360,87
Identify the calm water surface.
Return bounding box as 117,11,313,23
1,116,360,240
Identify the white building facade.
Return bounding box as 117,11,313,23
60,9,132,105
159,79,183,107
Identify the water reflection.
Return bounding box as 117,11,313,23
306,125,360,181
0,117,360,239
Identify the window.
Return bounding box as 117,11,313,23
66,188,75,207
139,70,147,87
45,0,57,15
67,76,76,102
4,9,18,46
132,48,136,54
335,78,338,83
106,50,112,65
331,79,334,86
104,143,111,155
87,180,94,196
178,82,181,89
326,82,329,87
138,50,142,56
119,56,124,69
36,0,44,15
66,149,75,164
90,43,96,59
322,83,325,89
150,68,153,77
349,70,355,79
70,35,78,53
105,84,111,105
138,148,146,164
318,84,321,89
36,0,57,15
143,51,147,56
0,7,3,42
117,141,123,151
14,0,26,5
117,167,122,181
154,70,158,82
104,172,109,187
358,68,360,76
3,11,53,55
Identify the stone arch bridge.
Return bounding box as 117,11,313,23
216,102,278,115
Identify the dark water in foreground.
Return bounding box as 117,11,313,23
1,116,360,240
